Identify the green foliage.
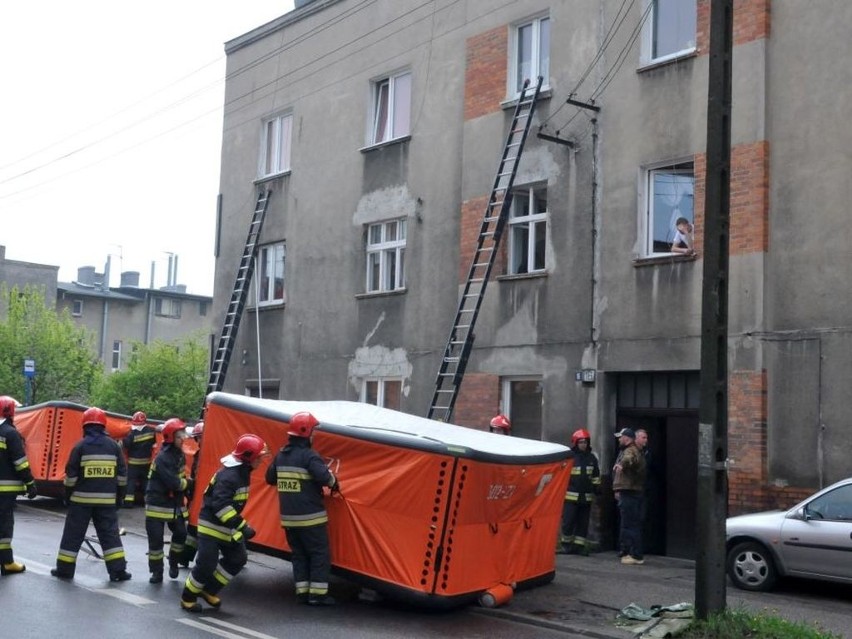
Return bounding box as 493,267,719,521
90,334,208,421
679,607,841,639
0,284,101,404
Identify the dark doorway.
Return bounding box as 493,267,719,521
608,372,700,559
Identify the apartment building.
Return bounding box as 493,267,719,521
212,0,851,557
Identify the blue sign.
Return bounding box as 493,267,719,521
23,358,35,379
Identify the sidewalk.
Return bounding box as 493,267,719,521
480,550,852,638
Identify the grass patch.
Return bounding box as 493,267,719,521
678,607,841,638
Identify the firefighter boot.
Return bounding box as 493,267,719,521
308,594,337,606
168,558,180,579
50,568,74,580
180,596,202,613
109,570,133,582
1,562,26,575
200,591,222,608
149,571,163,584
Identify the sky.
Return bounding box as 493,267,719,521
0,1,295,297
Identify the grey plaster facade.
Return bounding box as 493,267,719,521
213,0,852,553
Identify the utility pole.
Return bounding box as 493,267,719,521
695,0,733,619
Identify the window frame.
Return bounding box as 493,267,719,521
640,0,697,66
259,112,293,178
254,241,286,308
361,378,403,410
369,70,412,146
508,184,548,275
510,14,551,97
71,299,83,316
640,160,695,258
365,218,407,293
154,297,182,318
500,376,543,440
111,340,122,371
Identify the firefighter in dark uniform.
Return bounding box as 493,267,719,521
0,395,37,576
265,411,339,605
561,428,601,555
145,418,191,584
51,406,132,582
122,410,156,507
176,421,203,568
180,433,267,612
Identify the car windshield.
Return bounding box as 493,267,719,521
805,484,852,521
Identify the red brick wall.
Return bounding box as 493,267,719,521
728,370,769,514
697,0,770,53
453,373,500,429
692,141,768,257
459,196,504,282
465,26,507,121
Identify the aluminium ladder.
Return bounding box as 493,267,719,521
205,189,271,396
427,76,543,422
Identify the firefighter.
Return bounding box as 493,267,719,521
51,406,131,582
145,418,191,584
177,421,203,568
489,414,511,435
122,410,156,507
180,433,267,613
561,428,601,555
0,395,37,576
265,411,339,605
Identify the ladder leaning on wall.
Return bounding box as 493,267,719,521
427,76,544,423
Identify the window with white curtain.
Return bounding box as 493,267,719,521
643,162,695,256
259,113,293,177
256,242,286,306
370,71,411,145
512,15,550,95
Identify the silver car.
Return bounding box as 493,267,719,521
726,477,852,591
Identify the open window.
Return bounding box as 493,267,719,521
508,184,548,274
641,161,695,257
259,112,293,178
511,15,550,96
370,71,411,145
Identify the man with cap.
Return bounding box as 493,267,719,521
612,427,646,565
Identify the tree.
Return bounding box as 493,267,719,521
90,335,208,421
0,284,101,404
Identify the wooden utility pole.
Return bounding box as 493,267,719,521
695,0,733,619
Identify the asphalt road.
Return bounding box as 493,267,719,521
5,499,578,639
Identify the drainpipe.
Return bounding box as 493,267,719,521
590,117,600,345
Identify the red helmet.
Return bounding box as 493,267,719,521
571,428,591,448
131,411,147,425
0,396,18,419
231,434,268,464
161,418,186,444
489,414,511,433
288,412,319,438
188,421,204,437
82,407,107,428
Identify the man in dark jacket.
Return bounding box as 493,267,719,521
122,411,156,507
0,396,37,576
145,418,190,584
51,407,131,582
612,427,646,565
180,433,267,612
266,411,339,605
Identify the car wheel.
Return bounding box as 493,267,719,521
727,541,778,592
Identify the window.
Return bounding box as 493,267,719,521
259,113,293,177
362,379,402,410
370,71,411,145
366,219,406,293
154,297,182,318
806,484,852,522
256,242,286,306
72,299,83,316
508,185,547,274
643,163,694,256
512,15,550,95
643,0,696,64
199,301,208,316
111,340,122,371
501,377,543,440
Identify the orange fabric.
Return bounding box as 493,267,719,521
190,398,572,602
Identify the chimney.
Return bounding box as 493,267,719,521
120,271,140,287
77,266,96,286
